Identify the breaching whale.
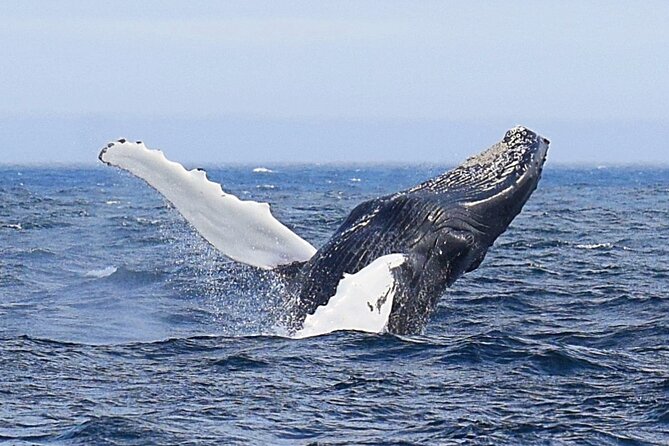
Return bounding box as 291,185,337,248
99,126,549,337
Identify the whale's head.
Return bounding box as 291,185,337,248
407,126,550,288
458,126,549,237
427,126,549,238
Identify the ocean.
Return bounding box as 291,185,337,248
1,164,668,445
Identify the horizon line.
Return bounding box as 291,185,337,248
2,160,669,169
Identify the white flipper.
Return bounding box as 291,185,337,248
99,140,317,269
294,254,407,338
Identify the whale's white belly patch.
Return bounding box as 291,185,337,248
294,254,407,338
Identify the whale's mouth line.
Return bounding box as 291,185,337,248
462,134,549,208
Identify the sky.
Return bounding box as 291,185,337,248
1,1,668,165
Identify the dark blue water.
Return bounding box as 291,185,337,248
1,164,668,445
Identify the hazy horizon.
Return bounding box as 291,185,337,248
1,1,668,165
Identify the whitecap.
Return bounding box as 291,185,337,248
350,178,362,182
252,167,274,173
576,243,613,250
135,217,160,225
85,266,118,278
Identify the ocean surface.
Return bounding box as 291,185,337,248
1,163,668,445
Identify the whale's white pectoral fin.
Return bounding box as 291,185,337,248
293,254,407,339
99,140,317,269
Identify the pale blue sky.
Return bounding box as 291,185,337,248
1,1,668,164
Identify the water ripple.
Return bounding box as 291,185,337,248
1,166,668,444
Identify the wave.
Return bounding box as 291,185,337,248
54,415,161,444
84,266,118,278
1,220,73,231
2,247,57,259
80,265,166,286
0,333,284,352
207,354,271,371
576,243,613,250
0,329,426,354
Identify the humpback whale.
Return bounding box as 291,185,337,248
99,126,549,336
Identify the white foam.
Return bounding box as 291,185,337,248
252,167,274,173
294,254,406,338
99,140,317,269
576,243,613,250
85,266,117,278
